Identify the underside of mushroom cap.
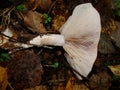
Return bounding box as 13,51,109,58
59,3,101,79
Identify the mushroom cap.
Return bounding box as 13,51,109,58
60,3,101,79
29,3,101,80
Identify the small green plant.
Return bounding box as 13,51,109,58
112,75,120,81
0,52,10,62
114,0,120,16
43,13,52,24
43,62,59,69
16,4,27,11
53,62,59,69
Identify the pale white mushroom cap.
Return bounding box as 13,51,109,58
60,3,101,79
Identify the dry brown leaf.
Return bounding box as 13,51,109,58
23,85,47,90
98,33,117,54
108,65,120,76
57,83,65,90
101,19,116,34
89,70,111,90
37,0,52,12
52,15,66,31
25,0,51,11
0,66,8,90
25,0,38,10
7,50,43,90
65,77,75,90
23,11,47,34
73,84,89,90
111,21,120,48
65,77,89,90
34,86,47,90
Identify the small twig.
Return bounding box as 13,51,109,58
16,10,24,21
0,6,15,17
42,79,65,84
0,32,17,42
8,82,14,90
48,0,58,14
7,7,15,25
0,8,10,17
0,6,15,29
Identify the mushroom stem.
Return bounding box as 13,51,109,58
30,34,65,46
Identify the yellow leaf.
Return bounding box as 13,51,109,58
108,65,120,76
0,66,8,90
65,77,89,90
101,19,117,34
57,83,65,90
52,15,66,31
65,77,75,90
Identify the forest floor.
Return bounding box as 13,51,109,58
0,0,120,90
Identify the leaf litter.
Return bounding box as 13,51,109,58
0,0,120,90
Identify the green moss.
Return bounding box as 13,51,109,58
112,75,120,81
0,48,10,62
0,53,10,62
114,0,120,16
16,4,27,11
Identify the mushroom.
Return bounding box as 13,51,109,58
28,3,101,79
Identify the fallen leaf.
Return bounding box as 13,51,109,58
22,11,47,34
0,66,8,90
36,0,52,12
98,33,117,54
52,0,68,16
25,0,51,11
111,21,120,48
101,19,116,34
65,77,89,90
7,50,43,90
23,85,47,90
52,15,66,31
24,0,38,10
89,70,111,90
65,77,75,90
108,65,120,76
57,83,65,90
73,84,89,90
